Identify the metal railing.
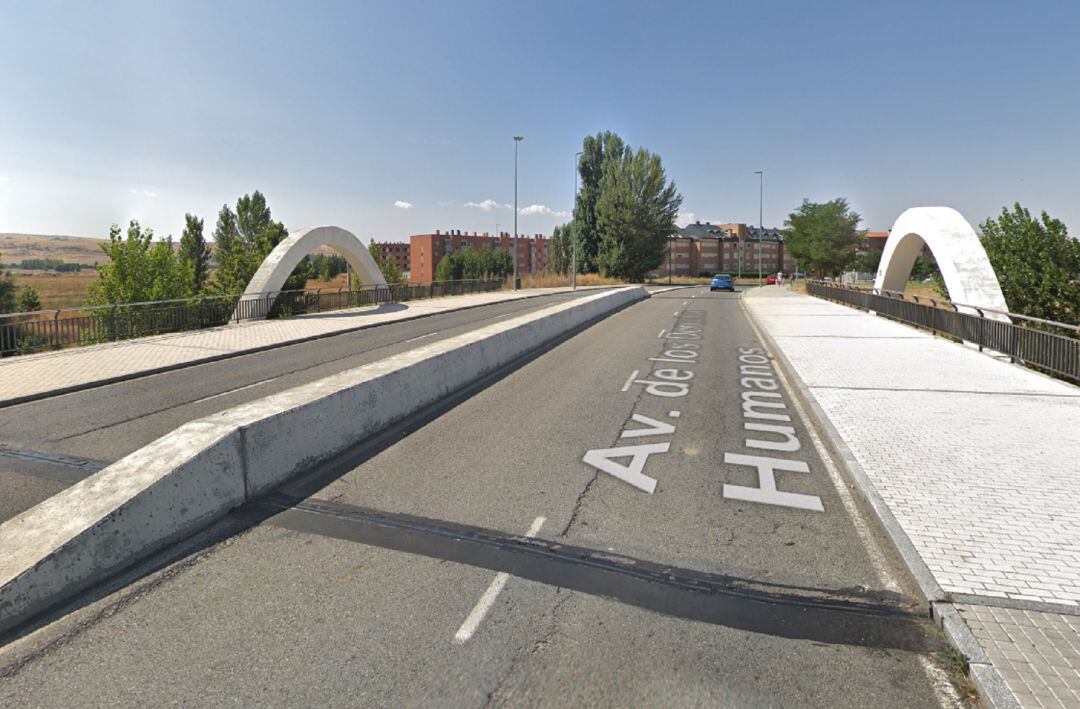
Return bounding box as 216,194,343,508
806,280,1080,383
0,279,503,357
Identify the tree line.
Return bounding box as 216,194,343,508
74,190,403,310
549,131,682,282
783,198,1079,326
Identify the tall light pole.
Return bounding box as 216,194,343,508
755,169,764,286
513,136,524,289
572,150,582,289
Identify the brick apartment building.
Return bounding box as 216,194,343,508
647,221,796,279
372,241,410,274
408,229,551,283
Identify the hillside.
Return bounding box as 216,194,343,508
0,233,109,266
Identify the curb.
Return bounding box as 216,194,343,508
738,291,1019,709
0,286,647,639
0,288,593,409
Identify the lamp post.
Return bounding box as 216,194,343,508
573,150,582,289
755,169,764,286
513,135,524,289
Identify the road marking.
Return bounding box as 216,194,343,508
621,369,639,392
190,376,281,405
668,410,681,418
657,329,666,338
740,299,898,590
403,331,438,343
673,311,679,316
454,516,546,644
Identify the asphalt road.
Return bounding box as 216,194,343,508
0,289,594,523
0,287,967,707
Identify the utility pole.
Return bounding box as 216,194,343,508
755,170,764,286
573,150,582,289
513,136,524,289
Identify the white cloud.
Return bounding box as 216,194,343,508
464,198,512,211
394,200,414,209
129,188,158,198
676,212,695,227
0,176,9,187
436,200,453,207
519,204,571,219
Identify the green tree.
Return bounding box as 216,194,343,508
18,286,41,312
783,198,862,277
550,223,571,275
595,147,682,281
980,204,1080,325
0,270,15,313
86,221,194,305
854,248,882,273
575,131,627,273
179,213,211,293
435,251,462,281
368,243,404,284
211,191,309,293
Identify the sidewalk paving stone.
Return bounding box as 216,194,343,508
744,286,1080,709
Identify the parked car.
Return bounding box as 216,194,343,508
710,273,735,292
765,274,777,285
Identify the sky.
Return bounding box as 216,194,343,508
1,0,1078,244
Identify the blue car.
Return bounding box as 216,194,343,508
710,273,735,292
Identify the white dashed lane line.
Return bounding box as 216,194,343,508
453,516,546,644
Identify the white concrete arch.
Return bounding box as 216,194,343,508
236,226,386,319
874,207,1008,317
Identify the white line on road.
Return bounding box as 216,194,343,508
403,331,438,343
621,369,639,392
190,376,281,405
453,516,546,644
657,329,666,338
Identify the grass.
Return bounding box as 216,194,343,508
8,270,100,310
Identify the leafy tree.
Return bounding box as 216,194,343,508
0,272,15,313
86,221,194,305
980,204,1080,325
211,191,310,293
550,223,572,275
575,131,627,273
434,249,512,282
18,286,41,312
179,213,211,293
368,243,404,284
595,147,682,281
910,254,939,280
854,248,882,273
783,198,862,277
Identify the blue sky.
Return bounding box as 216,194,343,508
1,0,1078,243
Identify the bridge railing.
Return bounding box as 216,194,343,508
805,280,1080,383
0,279,504,357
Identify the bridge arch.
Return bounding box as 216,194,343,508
237,226,386,318
874,207,1008,316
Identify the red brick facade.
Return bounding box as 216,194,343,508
409,230,551,283
372,241,410,274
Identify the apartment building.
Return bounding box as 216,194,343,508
408,229,551,283
372,241,410,274
647,221,796,279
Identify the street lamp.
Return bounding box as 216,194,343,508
573,150,583,290
513,135,524,289
755,169,764,286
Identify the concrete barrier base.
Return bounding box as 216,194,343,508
0,286,646,638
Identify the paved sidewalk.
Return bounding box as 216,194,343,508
744,286,1080,709
0,287,595,407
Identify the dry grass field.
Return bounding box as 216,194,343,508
0,233,108,265
8,271,100,310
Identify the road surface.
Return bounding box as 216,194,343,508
0,287,967,707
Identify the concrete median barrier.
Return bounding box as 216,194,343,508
0,286,646,638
